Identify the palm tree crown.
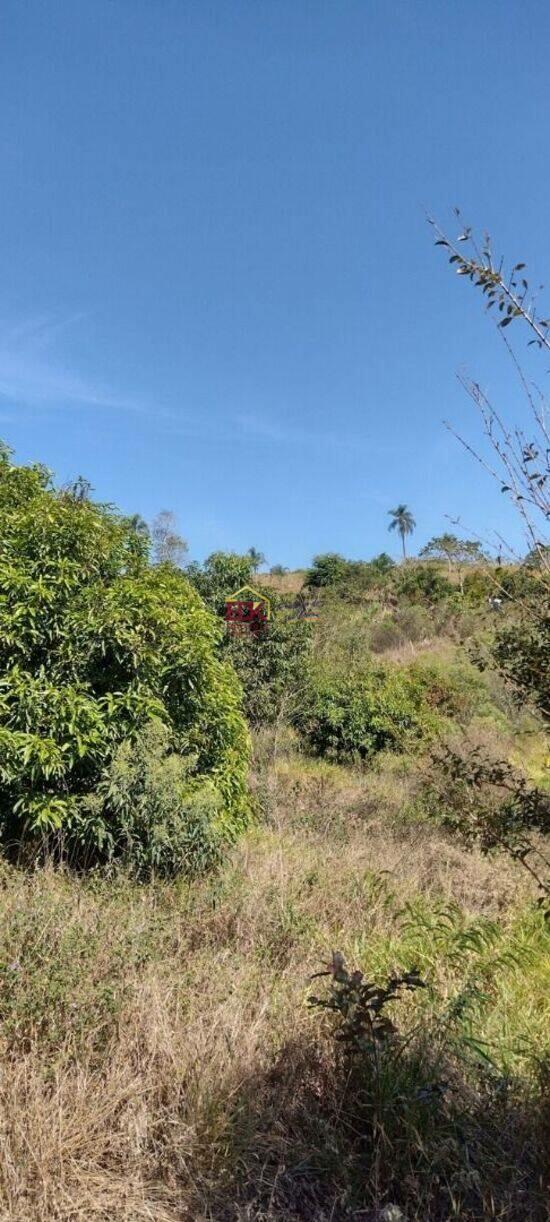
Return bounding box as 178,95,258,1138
247,547,266,573
388,504,416,560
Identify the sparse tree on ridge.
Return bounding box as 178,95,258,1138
151,510,188,566
420,533,485,591
388,504,416,560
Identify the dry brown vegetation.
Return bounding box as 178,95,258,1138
1,735,548,1221
258,572,307,594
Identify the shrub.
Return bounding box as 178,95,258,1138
491,596,549,720
410,654,490,722
420,738,550,896
369,605,433,652
305,552,351,588
186,550,254,614
89,720,225,878
392,564,454,605
224,601,312,726
0,447,250,871
306,554,396,601
462,568,495,604
295,664,435,762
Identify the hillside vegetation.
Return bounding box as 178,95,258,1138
0,445,548,1219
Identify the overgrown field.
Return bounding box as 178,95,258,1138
0,448,548,1219
1,729,548,1221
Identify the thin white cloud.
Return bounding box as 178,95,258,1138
234,411,388,454
0,313,143,413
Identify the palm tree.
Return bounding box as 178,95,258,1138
388,504,416,560
247,546,266,574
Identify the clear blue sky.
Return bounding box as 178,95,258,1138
1,0,548,566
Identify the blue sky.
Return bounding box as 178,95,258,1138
1,0,548,566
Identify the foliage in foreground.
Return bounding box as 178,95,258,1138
0,750,547,1220
0,446,250,873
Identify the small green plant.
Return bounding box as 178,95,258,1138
308,953,457,1215
309,951,427,1056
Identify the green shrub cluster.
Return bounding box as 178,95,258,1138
186,550,254,614
369,605,433,652
409,655,490,722
391,563,454,604
295,663,437,762
305,551,395,596
0,446,250,873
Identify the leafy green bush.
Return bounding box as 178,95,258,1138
295,664,435,762
224,602,312,726
462,569,495,604
420,737,550,895
392,563,454,605
0,447,250,871
409,655,490,723
462,565,539,605
186,550,254,614
89,720,225,878
491,596,549,719
305,552,351,588
306,553,396,600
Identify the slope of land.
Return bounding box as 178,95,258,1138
1,731,548,1221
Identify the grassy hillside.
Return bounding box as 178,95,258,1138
1,735,547,1221
1,576,548,1219
0,452,548,1219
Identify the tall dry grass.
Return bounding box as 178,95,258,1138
0,744,548,1220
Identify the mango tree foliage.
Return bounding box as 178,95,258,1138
0,445,249,871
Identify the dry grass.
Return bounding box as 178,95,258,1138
0,747,548,1221
258,572,307,594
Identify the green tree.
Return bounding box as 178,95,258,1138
0,447,249,872
187,551,254,615
420,533,485,591
388,505,416,560
305,552,350,588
